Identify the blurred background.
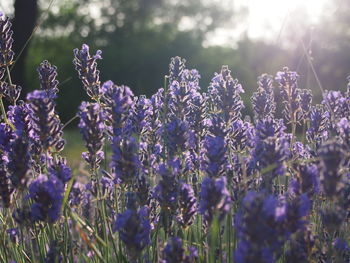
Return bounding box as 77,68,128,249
1,0,349,121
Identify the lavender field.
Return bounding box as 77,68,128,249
0,11,350,263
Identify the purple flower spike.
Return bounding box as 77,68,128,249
78,102,105,171
199,176,231,228
113,201,151,262
48,156,72,184
176,182,197,228
101,80,134,139
306,105,329,147
322,90,347,120
290,164,319,197
161,237,198,263
318,141,345,197
276,67,302,124
37,60,59,99
300,89,312,119
0,13,14,68
28,174,64,223
252,74,275,120
131,95,153,135
111,136,140,185
153,161,180,233
235,191,286,263
8,136,31,188
169,56,186,83
7,102,34,138
202,135,227,178
164,118,190,158
0,154,11,208
27,90,65,152
73,44,102,100
208,65,244,124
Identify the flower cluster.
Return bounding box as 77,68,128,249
1,16,350,261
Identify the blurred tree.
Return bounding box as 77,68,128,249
24,0,242,121
12,0,38,99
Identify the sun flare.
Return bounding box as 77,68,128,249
243,0,327,38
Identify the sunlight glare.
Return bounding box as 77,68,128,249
245,0,326,38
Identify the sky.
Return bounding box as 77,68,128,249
241,0,327,38
205,0,330,46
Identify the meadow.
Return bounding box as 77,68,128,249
0,12,349,263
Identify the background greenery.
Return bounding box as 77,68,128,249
3,0,350,121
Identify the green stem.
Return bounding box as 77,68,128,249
6,67,12,86
0,96,15,130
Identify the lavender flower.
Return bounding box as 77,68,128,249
187,90,207,136
6,228,19,243
154,161,179,233
208,65,244,124
234,191,286,263
111,137,140,185
300,89,312,119
78,102,105,171
48,156,72,184
164,118,190,158
252,89,275,121
279,194,311,237
28,174,64,223
333,238,350,261
161,237,198,263
130,96,153,136
73,44,102,100
168,80,192,120
69,182,84,207
176,182,197,228
337,118,350,156
101,80,134,139
0,123,13,154
306,105,329,146
250,136,289,192
182,68,200,88
199,176,231,228
230,119,252,151
206,113,228,138
255,117,285,141
275,67,302,124
100,175,114,194
0,81,21,105
136,174,150,206
27,90,65,152
113,199,151,262
7,102,34,138
0,13,14,68
0,154,11,207
37,60,59,99
169,56,186,83
322,90,347,120
285,227,315,263
252,74,275,120
290,164,319,197
8,136,30,188
202,135,227,178
318,141,345,197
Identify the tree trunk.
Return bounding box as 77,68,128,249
12,0,38,100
